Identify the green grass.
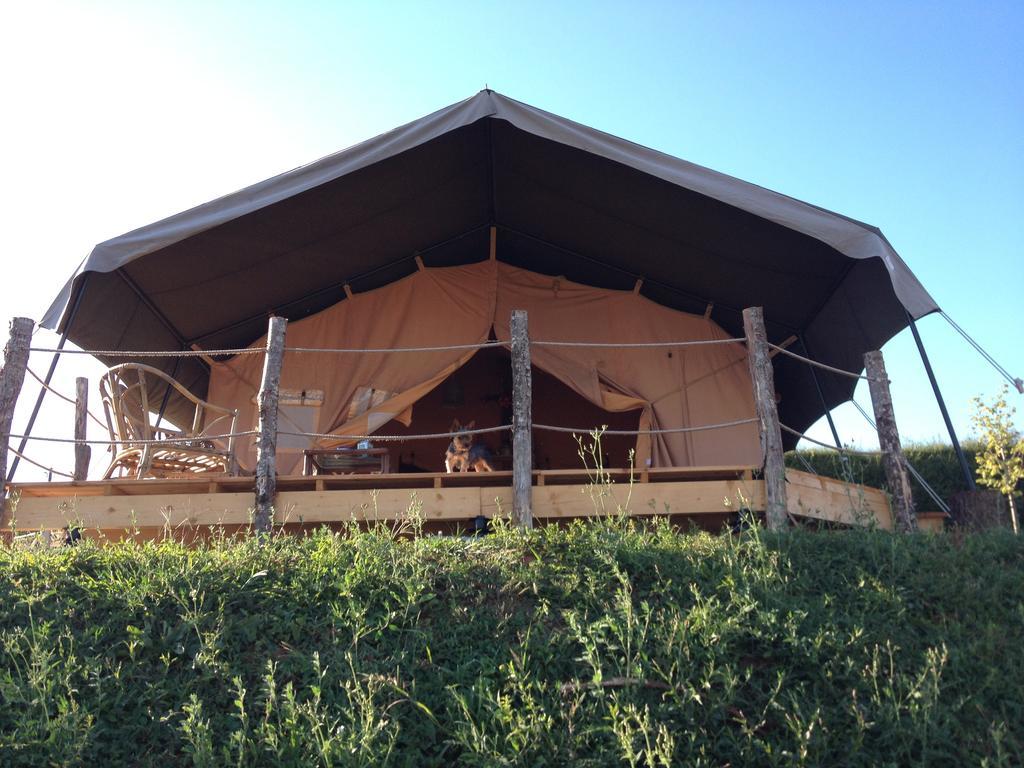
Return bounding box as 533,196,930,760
2,521,1023,766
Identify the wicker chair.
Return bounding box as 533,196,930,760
99,363,241,479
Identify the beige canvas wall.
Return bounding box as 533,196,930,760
206,260,761,474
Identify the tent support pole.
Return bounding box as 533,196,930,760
906,312,975,490
7,274,90,482
798,336,844,450
486,117,497,224
797,335,855,480
117,269,207,373
154,350,184,430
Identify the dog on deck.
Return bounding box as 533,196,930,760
444,419,495,473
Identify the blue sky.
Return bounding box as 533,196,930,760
1,0,1021,479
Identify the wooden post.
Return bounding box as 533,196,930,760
254,316,287,534
73,377,91,481
510,310,533,528
742,307,788,530
0,317,33,516
864,350,917,532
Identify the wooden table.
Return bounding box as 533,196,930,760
303,447,391,475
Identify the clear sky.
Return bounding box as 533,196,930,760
1,0,1021,481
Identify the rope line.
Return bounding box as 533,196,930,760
29,338,748,358
285,340,507,354
794,451,819,476
25,367,108,430
940,312,1023,393
533,417,758,436
6,446,75,479
532,338,745,349
768,344,880,382
779,424,879,456
29,347,265,357
1,430,258,446
278,425,513,442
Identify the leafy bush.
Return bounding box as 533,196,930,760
1,522,1022,766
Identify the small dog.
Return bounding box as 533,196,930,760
444,419,494,473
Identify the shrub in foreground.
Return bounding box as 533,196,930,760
1,521,1022,766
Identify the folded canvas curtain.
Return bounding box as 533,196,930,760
207,261,761,474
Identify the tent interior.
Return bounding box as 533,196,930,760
205,260,761,475
330,346,644,475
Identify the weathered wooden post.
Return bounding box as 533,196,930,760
73,377,91,481
254,316,287,534
864,350,917,532
742,307,788,530
510,310,533,528
0,317,33,517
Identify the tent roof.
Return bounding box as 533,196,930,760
42,90,939,447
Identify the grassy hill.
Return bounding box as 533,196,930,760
2,521,1022,766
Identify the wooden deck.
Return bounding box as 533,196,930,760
3,466,943,539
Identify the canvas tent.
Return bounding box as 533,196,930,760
41,89,940,455
207,260,760,473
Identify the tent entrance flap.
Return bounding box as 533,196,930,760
206,261,761,474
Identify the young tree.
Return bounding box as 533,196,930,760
971,385,1024,534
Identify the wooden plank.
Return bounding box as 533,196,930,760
275,488,482,523
533,466,753,483
785,469,893,530
918,512,946,533
255,316,287,533
74,377,91,481
865,350,917,532
743,306,787,529
9,487,489,530
480,486,513,518
482,480,767,519
9,479,769,532
11,476,253,498
510,309,533,527
8,465,760,500
9,469,900,536
9,491,256,530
